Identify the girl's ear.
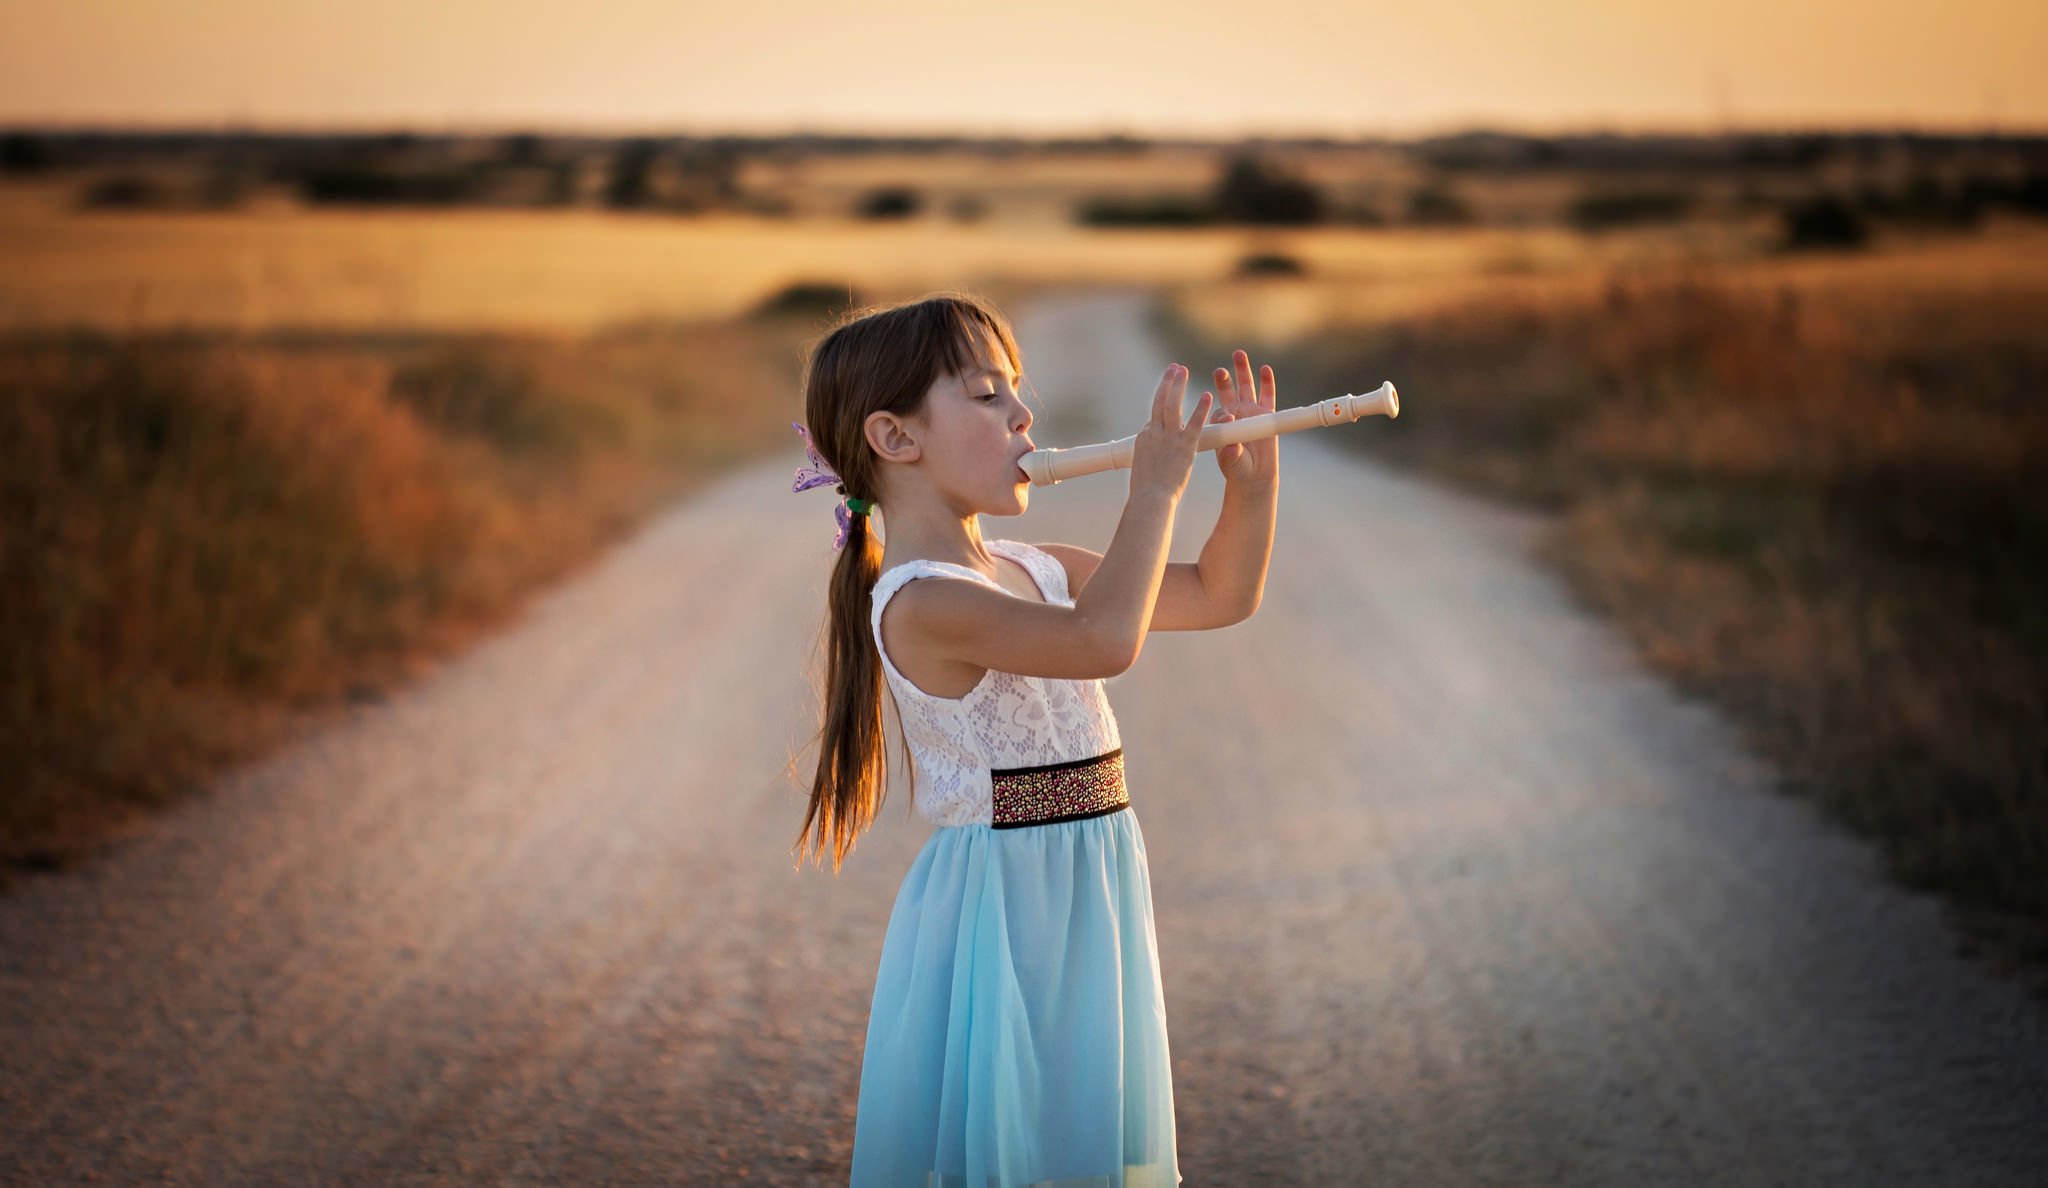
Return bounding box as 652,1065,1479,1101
865,410,923,465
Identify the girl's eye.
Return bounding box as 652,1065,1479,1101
976,391,1000,401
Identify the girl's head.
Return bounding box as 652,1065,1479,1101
801,292,1034,525
791,291,1029,873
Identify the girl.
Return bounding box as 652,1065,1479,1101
790,292,1279,1187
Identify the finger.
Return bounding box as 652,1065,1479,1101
1184,390,1212,436
1235,350,1255,408
1259,363,1276,411
1153,364,1179,427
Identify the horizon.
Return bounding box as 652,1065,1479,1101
4,1,2044,141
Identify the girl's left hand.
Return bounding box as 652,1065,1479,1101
1207,349,1278,487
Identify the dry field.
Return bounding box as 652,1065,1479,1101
1169,219,2048,347
1,302,812,869
1157,223,2048,987
0,175,1752,335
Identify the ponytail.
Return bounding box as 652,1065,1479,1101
791,505,899,873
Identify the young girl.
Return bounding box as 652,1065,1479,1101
789,292,1279,1187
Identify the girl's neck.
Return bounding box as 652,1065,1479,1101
878,516,998,576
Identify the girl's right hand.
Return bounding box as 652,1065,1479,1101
1129,363,1211,502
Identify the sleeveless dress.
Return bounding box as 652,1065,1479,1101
849,538,1182,1188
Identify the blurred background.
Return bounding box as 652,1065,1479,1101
2,0,2043,979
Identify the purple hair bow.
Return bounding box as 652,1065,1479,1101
791,422,861,550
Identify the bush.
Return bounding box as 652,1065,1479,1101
77,174,178,209
0,132,56,173
751,282,865,321
1234,252,1307,277
1075,194,1217,227
605,138,662,209
1569,189,1695,231
299,164,485,206
1212,155,1325,225
1857,176,1982,229
855,186,921,219
1959,173,2048,219
1407,183,1475,226
1781,195,1870,251
2011,173,2048,217
73,172,245,212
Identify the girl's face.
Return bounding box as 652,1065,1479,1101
913,335,1036,515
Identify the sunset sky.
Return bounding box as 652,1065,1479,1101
4,0,2043,137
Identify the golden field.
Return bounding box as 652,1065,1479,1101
0,173,1752,335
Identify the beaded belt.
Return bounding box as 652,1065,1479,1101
990,747,1129,829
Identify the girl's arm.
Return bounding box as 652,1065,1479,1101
1043,350,1281,631
1037,473,1275,634
1192,471,1278,622
885,364,1209,681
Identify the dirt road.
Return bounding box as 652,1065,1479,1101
3,288,2043,1185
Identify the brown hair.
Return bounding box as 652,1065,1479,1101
789,291,1024,874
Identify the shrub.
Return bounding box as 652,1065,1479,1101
1212,155,1324,225
1781,195,1870,251
299,164,484,206
1075,194,1216,226
1858,176,1982,229
77,174,177,209
1569,189,1695,231
605,138,662,209
0,132,56,173
1407,183,1475,226
855,186,921,219
1234,252,1307,277
1960,173,2048,219
751,282,864,320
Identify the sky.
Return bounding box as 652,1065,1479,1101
3,0,2044,137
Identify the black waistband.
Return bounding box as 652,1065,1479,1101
990,747,1128,829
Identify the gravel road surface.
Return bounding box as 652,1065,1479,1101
3,287,2043,1185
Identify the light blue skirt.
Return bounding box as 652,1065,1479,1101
849,806,1182,1187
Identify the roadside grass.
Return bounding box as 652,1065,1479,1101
0,314,810,878
1157,264,2048,999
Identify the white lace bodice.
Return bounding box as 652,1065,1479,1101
870,538,1125,827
